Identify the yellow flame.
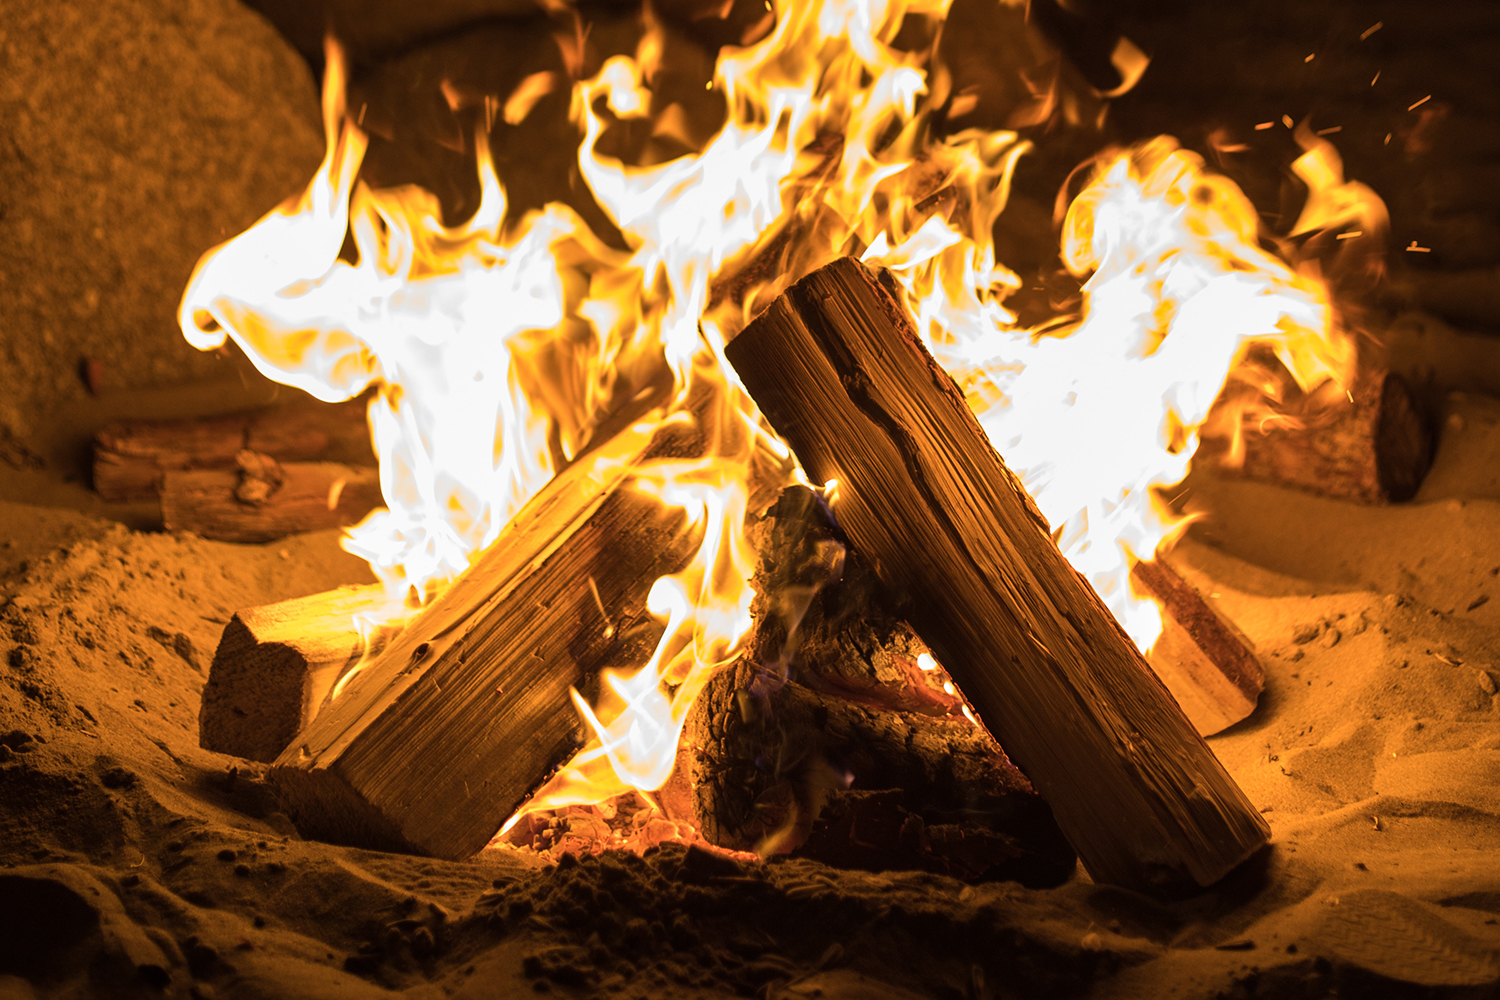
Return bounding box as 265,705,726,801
179,2,1381,830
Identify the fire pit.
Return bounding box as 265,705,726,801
3,0,1500,997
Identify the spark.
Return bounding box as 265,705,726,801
1360,21,1383,40
1254,121,1275,130
1408,95,1431,111
1405,241,1431,253
1316,126,1342,135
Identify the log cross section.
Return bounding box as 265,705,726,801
725,257,1269,890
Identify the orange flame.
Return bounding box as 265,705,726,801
179,2,1382,831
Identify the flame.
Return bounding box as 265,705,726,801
179,1,1381,830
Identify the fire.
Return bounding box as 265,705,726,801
178,1,1378,828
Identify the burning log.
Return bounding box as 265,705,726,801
160,458,383,544
199,584,405,763
267,420,706,860
1133,558,1263,738
686,486,1078,886
93,397,371,501
724,257,1270,891
1200,368,1433,503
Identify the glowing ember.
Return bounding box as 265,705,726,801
177,0,1381,827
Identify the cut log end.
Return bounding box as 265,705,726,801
199,584,399,763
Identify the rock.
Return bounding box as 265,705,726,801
0,0,323,445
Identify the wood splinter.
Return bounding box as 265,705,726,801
725,256,1270,891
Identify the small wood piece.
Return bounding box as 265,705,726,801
1133,557,1264,738
268,423,705,860
160,458,383,543
725,257,1269,891
199,584,406,763
93,396,371,501
1202,369,1432,503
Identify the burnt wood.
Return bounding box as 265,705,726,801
199,585,404,763
267,426,704,860
685,486,1075,886
724,256,1270,891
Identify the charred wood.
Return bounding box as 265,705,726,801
724,256,1270,891
685,489,1076,887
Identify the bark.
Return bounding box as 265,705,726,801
723,256,1270,891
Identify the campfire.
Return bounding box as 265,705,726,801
144,0,1423,887
11,0,1500,995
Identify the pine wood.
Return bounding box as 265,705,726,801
1202,369,1432,503
267,432,704,860
160,460,383,543
724,256,1270,891
93,397,371,501
1133,557,1264,737
199,584,404,763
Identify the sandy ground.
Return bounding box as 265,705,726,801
2,370,1500,1000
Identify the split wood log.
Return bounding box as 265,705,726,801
267,408,717,860
93,397,371,501
1199,368,1432,503
686,488,1076,886
160,457,383,544
1134,558,1264,738
724,256,1270,891
199,584,407,763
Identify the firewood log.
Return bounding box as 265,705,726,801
160,457,383,544
1199,368,1432,503
93,397,371,501
266,391,729,859
724,256,1269,891
199,584,406,763
1134,558,1263,737
685,487,1077,886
